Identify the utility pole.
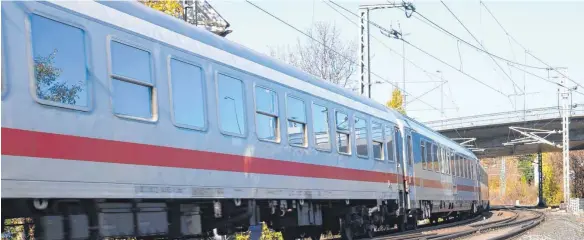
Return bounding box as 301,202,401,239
359,8,371,98
358,2,412,99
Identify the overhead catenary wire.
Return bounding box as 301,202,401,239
323,1,452,99
244,0,441,111
480,1,584,92
440,0,522,95
411,12,549,70
328,0,509,98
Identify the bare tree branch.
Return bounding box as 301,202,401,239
269,21,357,89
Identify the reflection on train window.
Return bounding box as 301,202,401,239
312,103,331,151
110,41,153,119
170,59,205,129
433,144,439,172
406,135,413,166
385,125,394,162
217,74,246,136
31,14,88,107
371,121,383,160
287,95,306,147
355,117,368,158
425,142,432,170
255,86,279,142
336,111,350,154
450,152,456,176
421,141,426,169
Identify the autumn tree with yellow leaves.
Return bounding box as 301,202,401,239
386,88,406,115
140,0,184,18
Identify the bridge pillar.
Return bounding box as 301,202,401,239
537,151,545,207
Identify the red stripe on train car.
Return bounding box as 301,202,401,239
1,128,477,192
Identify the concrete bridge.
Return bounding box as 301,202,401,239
424,106,584,158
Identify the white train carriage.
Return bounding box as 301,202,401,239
1,1,487,239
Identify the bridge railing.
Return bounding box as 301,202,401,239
424,106,584,131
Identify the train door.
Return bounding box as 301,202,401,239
394,127,406,211
405,131,415,209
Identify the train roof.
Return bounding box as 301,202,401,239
96,1,476,159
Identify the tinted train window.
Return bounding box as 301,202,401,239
110,41,154,119
425,142,432,170
312,103,331,151
421,141,427,169
433,144,439,172
169,59,205,129
355,117,368,158
372,121,383,160
31,15,88,108
217,74,246,136
385,125,394,161
407,135,413,166
287,96,306,147
255,86,279,142
336,111,350,154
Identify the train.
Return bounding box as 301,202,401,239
1,1,489,239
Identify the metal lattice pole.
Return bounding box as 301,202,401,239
358,9,370,98
561,87,571,206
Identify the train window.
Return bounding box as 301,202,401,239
385,125,394,162
255,86,279,142
217,74,246,136
355,117,368,158
30,14,89,109
169,59,205,129
372,121,383,160
312,103,331,151
425,142,432,170
456,155,461,177
464,158,469,179
407,135,413,166
450,151,455,176
433,144,439,172
421,141,427,169
336,111,350,154
287,95,307,147
110,41,155,119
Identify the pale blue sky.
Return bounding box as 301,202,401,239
210,0,584,122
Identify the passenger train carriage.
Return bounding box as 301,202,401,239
1,1,488,239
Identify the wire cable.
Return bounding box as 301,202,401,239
480,1,584,91
328,0,509,98
244,0,441,111
440,0,522,94
412,12,548,70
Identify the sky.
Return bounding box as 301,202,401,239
209,0,584,122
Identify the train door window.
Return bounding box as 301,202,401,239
433,144,439,172
421,141,427,169
110,41,156,120
385,125,395,162
468,159,472,179
372,121,384,160
394,127,401,163
286,95,307,147
456,155,461,177
355,117,369,158
425,141,432,170
30,14,89,110
217,73,246,136
459,156,464,177
464,158,469,179
255,86,279,142
407,134,413,166
312,103,331,151
336,111,350,154
169,58,205,129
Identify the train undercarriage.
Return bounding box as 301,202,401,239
1,197,487,240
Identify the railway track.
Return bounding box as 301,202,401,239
372,208,544,240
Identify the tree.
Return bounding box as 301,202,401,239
139,0,183,18
386,88,406,114
34,49,82,105
517,154,535,185
269,21,357,88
